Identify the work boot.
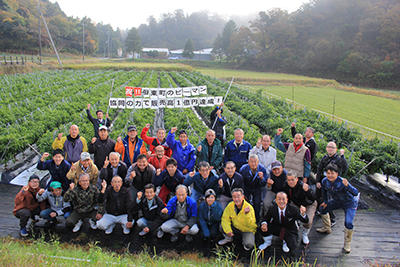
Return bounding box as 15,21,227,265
343,228,353,253
302,227,310,244
316,213,332,234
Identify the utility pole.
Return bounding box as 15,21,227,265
37,0,42,64
107,31,111,58
38,0,62,66
82,20,85,61
332,95,336,120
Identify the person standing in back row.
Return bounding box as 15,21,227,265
86,104,111,139
224,128,252,170
210,103,228,147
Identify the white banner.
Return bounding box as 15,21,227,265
109,95,223,109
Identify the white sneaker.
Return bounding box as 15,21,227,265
218,236,233,246
282,241,290,253
259,235,273,251
89,219,97,230
72,220,83,233
105,225,115,234
139,230,148,236
302,228,310,245
122,226,130,235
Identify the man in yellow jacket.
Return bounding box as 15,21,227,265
52,125,88,164
218,188,257,251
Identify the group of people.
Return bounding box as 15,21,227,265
13,103,359,255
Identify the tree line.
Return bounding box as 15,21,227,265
213,0,400,88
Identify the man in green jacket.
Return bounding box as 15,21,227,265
196,130,223,173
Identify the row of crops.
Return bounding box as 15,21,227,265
1,69,399,179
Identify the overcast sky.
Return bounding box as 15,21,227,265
49,0,308,29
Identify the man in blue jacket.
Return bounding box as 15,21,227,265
37,149,71,192
159,185,199,242
198,189,223,241
166,127,196,174
224,128,252,170
316,164,359,253
184,161,220,202
240,154,268,222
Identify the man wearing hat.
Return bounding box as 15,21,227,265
36,181,71,225
13,175,46,236
37,149,71,192
86,103,111,139
67,152,99,185
89,125,116,170
197,189,223,241
115,125,147,168
262,161,288,215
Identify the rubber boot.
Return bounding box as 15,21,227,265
316,213,332,234
343,228,353,253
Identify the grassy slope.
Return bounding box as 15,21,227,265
248,85,400,138
196,67,400,138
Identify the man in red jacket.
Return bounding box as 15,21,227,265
141,124,172,157
13,175,46,237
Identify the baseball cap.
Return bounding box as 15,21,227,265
80,152,91,161
271,161,282,170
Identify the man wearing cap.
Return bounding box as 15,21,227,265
86,103,111,139
141,123,172,157
274,128,311,183
249,135,276,172
89,125,116,170
99,152,128,187
37,149,71,192
198,189,223,240
36,181,71,225
13,175,46,236
184,161,220,202
263,161,287,215
166,127,196,174
224,128,252,170
115,125,147,168
52,125,88,164
291,123,318,161
218,161,244,209
67,152,99,185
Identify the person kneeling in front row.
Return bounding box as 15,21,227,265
96,176,136,234
218,188,257,251
63,173,102,232
158,185,199,242
259,192,308,253
136,183,167,236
